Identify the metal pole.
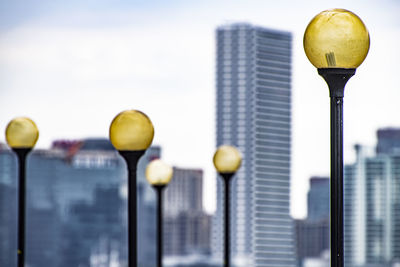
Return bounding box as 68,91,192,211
220,172,234,267
119,150,146,267
318,68,355,267
13,148,31,267
155,185,166,267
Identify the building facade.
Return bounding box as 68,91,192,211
344,129,400,267
163,167,211,256
213,23,295,267
0,140,160,267
307,177,329,223
0,149,17,267
295,177,329,267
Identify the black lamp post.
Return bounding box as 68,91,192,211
213,145,242,267
5,117,39,267
303,9,370,267
109,110,155,267
145,159,173,267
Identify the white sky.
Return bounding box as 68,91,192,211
0,0,399,218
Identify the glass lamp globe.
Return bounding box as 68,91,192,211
6,117,39,148
145,159,173,186
304,8,370,68
109,110,154,151
213,145,242,173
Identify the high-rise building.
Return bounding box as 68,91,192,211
0,149,17,267
213,23,295,267
0,139,160,267
163,167,211,256
295,177,330,267
376,128,400,155
344,129,400,267
307,177,329,222
164,168,203,216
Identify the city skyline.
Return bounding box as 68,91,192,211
0,0,399,218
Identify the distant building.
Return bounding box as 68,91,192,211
164,254,220,267
136,146,160,267
376,128,400,155
295,219,329,267
0,139,160,267
302,250,329,267
295,177,330,267
164,168,203,216
163,167,211,257
0,150,17,267
344,129,400,267
307,177,329,222
213,23,295,266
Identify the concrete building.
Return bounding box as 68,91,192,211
344,128,400,267
213,23,295,267
295,177,329,267
307,177,329,222
0,149,17,267
163,167,211,256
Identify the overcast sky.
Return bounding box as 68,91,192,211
1,0,399,218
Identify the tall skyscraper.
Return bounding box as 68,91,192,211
213,23,295,267
344,129,400,267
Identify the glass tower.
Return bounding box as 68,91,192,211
213,23,296,267
344,133,400,267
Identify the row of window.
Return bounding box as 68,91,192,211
255,30,291,41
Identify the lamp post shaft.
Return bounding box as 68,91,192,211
119,150,146,267
155,185,166,267
221,172,234,267
330,93,344,267
318,68,355,267
14,148,31,267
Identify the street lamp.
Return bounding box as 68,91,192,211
109,110,154,267
145,159,173,267
5,117,39,267
304,9,370,267
213,145,242,267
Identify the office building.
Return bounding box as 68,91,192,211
295,177,329,267
0,148,17,267
307,177,329,222
213,23,295,266
163,167,211,256
0,139,160,267
376,128,400,155
164,168,203,216
344,129,400,267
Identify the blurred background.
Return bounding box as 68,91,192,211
0,0,399,266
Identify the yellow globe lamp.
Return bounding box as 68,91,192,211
109,110,154,151
5,117,39,267
304,8,370,69
6,117,39,149
146,159,173,186
303,9,371,267
146,159,173,267
109,109,154,267
213,144,242,266
213,145,242,174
